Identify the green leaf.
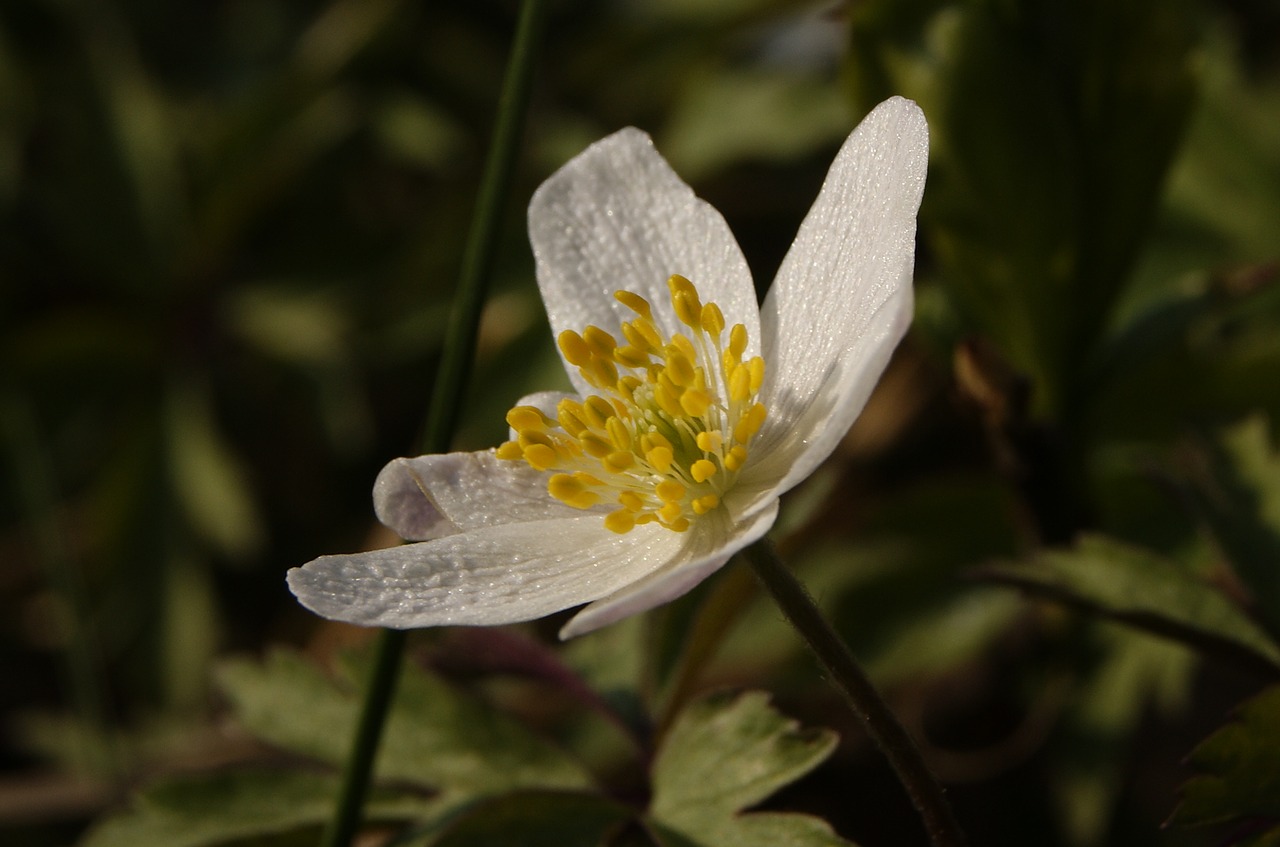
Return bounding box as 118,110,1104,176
1184,417,1280,636
976,534,1280,673
649,691,852,846
1049,626,1195,847
426,790,633,847
79,768,441,847
1169,684,1280,837
215,649,592,796
650,814,852,847
847,0,1203,416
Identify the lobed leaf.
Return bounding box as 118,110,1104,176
79,769,441,847
649,691,852,846
216,649,592,796
1169,685,1280,836
976,534,1280,673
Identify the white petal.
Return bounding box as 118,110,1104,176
373,451,586,541
529,127,759,396
750,97,928,496
558,499,779,638
287,516,684,629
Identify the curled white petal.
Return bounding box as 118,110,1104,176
373,451,585,541
748,96,928,498
559,499,779,638
529,127,760,398
288,516,684,629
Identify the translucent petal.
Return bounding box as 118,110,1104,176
529,128,759,397
559,499,779,638
373,451,586,541
749,97,928,497
288,516,684,629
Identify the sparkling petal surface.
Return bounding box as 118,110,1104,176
373,451,587,541
287,516,684,629
529,127,759,397
559,499,779,638
748,97,928,498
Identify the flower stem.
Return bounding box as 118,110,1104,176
743,539,968,847
319,3,548,846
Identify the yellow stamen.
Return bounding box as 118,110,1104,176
499,274,768,534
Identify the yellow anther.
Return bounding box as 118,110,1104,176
729,364,751,402
733,403,767,444
621,321,655,353
656,479,686,502
748,356,765,393
665,351,696,387
673,292,701,327
668,273,699,302
584,395,614,429
641,431,673,453
668,275,703,328
506,405,550,432
680,389,712,418
604,509,636,534
557,401,588,437
692,494,720,515
671,334,696,362
583,325,618,357
646,445,674,473
580,432,612,458
655,383,683,418
615,345,649,368
632,319,664,351
548,474,600,509
701,302,725,337
523,444,557,471
606,417,632,450
618,491,644,511
519,428,554,448
585,357,618,389
604,451,635,473
615,289,652,318
503,276,767,535
559,330,593,367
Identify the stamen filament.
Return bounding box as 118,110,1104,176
500,274,767,533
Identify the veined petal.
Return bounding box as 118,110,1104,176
374,451,585,541
288,516,685,629
529,127,759,396
559,499,779,638
750,97,928,497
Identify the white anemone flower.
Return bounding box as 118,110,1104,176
288,97,928,639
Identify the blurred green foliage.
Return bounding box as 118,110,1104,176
2,0,1280,845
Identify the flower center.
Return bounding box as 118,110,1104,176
497,274,767,534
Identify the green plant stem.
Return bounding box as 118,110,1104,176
319,3,548,846
743,539,968,847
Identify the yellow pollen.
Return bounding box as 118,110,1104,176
690,459,717,483
501,274,769,534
